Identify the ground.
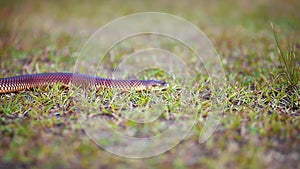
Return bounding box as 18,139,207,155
0,0,299,169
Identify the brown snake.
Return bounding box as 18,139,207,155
0,73,168,94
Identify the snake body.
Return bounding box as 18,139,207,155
0,73,167,94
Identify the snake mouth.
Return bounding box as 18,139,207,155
160,81,169,89
160,82,169,91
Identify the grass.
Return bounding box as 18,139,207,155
271,22,300,89
0,0,300,169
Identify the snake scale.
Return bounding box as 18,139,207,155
0,73,168,94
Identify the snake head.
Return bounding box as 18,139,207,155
145,80,169,91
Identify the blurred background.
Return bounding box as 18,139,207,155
1,0,299,50
1,0,299,73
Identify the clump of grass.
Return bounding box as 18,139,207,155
271,23,300,89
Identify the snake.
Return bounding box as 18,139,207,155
0,73,168,94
